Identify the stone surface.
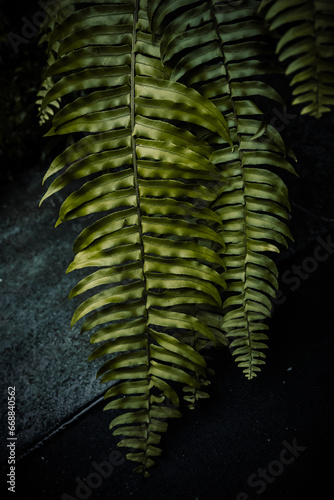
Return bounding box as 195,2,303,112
0,170,105,464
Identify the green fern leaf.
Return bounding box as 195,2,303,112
39,0,230,475
149,0,297,379
259,0,334,118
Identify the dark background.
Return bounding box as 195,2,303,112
1,1,333,499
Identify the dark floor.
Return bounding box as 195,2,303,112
5,233,334,500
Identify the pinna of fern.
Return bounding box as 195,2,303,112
38,0,232,477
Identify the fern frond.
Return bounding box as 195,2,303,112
259,0,334,118
36,76,61,126
36,1,74,125
39,0,230,475
149,0,297,379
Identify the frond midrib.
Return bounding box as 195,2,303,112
208,0,258,376
131,0,156,471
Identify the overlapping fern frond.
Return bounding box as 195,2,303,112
259,0,334,118
36,2,75,125
39,0,231,476
148,0,297,379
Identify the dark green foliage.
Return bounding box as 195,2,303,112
259,0,334,118
0,3,67,182
38,0,334,477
